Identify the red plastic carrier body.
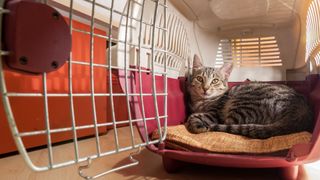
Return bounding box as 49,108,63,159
119,69,320,177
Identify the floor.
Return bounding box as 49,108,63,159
0,127,320,180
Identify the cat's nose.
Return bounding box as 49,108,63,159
203,87,210,93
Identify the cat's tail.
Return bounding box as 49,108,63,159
209,123,284,139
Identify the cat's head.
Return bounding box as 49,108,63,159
189,54,233,99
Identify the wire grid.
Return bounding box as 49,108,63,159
0,0,167,171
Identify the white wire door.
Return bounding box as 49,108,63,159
0,0,168,179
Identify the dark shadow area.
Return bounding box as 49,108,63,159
112,148,288,180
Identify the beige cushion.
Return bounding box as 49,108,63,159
152,125,312,154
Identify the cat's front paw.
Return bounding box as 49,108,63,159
185,114,208,134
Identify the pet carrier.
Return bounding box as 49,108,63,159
0,0,320,179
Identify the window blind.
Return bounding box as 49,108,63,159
215,36,283,67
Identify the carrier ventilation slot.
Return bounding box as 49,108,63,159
315,52,320,66
215,36,283,68
124,13,189,78
306,0,320,61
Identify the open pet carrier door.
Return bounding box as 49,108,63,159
0,0,189,179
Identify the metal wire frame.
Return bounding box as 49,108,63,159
68,0,80,164
0,0,168,176
123,0,136,150
137,0,149,144
150,0,163,142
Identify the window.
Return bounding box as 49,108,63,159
215,36,283,67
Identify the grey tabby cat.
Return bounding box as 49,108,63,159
186,55,313,139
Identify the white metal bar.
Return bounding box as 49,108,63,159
71,27,188,72
72,26,165,42
0,0,45,172
72,28,168,52
89,0,101,156
83,0,167,30
79,146,141,179
0,0,170,173
0,7,10,13
0,58,44,171
18,115,168,137
5,92,167,97
6,138,162,172
42,73,54,168
162,0,168,141
0,51,9,55
137,0,150,144
150,0,163,142
49,139,162,170
69,59,169,75
107,0,120,152
150,0,167,7
68,0,80,163
123,0,136,149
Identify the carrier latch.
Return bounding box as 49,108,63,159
2,0,71,73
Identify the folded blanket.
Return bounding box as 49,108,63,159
151,125,312,154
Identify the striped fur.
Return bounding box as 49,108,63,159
186,55,313,139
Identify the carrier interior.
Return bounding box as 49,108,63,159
171,0,319,82
134,0,320,159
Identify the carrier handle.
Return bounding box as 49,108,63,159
78,146,142,180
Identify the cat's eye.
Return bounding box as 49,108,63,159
211,79,219,84
196,76,203,82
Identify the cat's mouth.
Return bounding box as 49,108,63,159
201,90,224,99
203,92,211,96
202,93,214,98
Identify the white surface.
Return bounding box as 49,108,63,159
209,0,268,20
177,0,297,32
305,160,320,180
229,67,285,81
51,0,128,27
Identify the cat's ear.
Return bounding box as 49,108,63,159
193,54,203,69
220,63,233,79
